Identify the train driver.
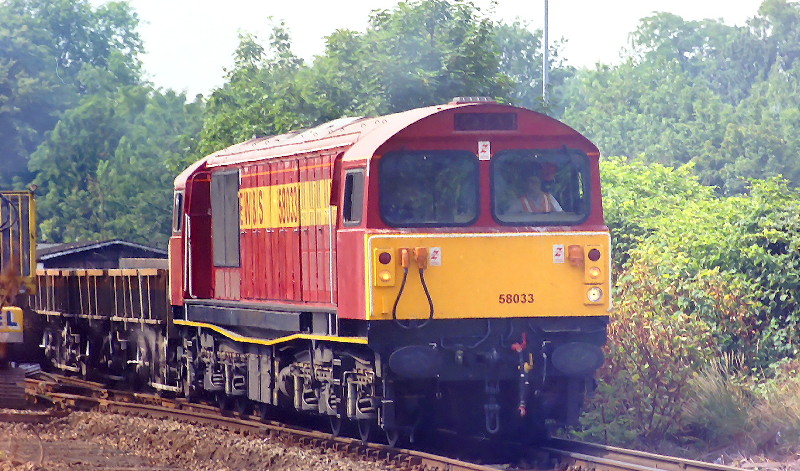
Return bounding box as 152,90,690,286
505,171,562,214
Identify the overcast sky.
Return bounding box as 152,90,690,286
102,0,765,96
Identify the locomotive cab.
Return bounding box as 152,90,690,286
333,101,610,436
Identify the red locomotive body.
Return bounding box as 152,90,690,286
171,101,605,318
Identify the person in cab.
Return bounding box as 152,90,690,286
506,171,563,214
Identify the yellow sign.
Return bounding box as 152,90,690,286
0,306,22,333
0,306,23,343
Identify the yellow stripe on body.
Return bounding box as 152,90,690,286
174,319,368,346
238,179,335,229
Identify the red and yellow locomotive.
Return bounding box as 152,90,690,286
169,98,609,441
36,99,610,444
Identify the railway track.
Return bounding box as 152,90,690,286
544,438,747,471
16,373,748,471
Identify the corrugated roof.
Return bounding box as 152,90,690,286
37,239,166,260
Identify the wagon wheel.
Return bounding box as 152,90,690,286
357,419,373,443
258,404,272,422
181,363,196,402
79,359,89,380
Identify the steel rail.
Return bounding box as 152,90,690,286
544,437,746,471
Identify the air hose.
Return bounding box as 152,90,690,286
391,249,435,330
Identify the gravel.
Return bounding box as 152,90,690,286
0,410,394,471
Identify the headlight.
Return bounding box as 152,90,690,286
587,286,603,303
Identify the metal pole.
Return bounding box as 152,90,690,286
542,0,549,105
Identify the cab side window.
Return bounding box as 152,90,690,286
211,170,240,267
343,169,364,225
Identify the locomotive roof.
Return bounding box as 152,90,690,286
174,101,597,188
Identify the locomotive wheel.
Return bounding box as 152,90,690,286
181,361,198,402
259,404,272,422
329,416,343,436
181,373,196,402
357,419,373,442
79,360,89,380
216,392,232,411
384,428,400,447
235,397,253,418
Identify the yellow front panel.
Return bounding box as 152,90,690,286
367,232,611,320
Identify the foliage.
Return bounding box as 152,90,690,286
563,0,800,194
681,357,800,454
29,65,203,246
193,26,312,160
0,0,141,187
577,261,717,444
681,355,755,447
193,0,568,158
343,0,510,114
601,158,799,363
599,157,715,267
580,157,800,446
493,21,573,113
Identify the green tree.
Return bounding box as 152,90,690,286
30,62,203,246
356,0,510,113
194,0,574,158
563,1,800,192
493,21,573,114
194,26,312,160
0,0,141,186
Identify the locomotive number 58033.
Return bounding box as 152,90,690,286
498,293,535,304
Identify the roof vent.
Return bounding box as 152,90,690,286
449,96,497,104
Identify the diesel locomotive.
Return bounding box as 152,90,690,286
34,99,610,444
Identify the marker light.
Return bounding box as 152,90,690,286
588,266,602,279
374,248,397,286
568,245,584,266
587,287,603,303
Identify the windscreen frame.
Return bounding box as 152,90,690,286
379,149,480,228
490,148,592,226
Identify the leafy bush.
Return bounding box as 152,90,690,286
600,158,799,366
579,158,800,446
577,261,716,445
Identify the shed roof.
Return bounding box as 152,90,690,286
37,239,167,261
